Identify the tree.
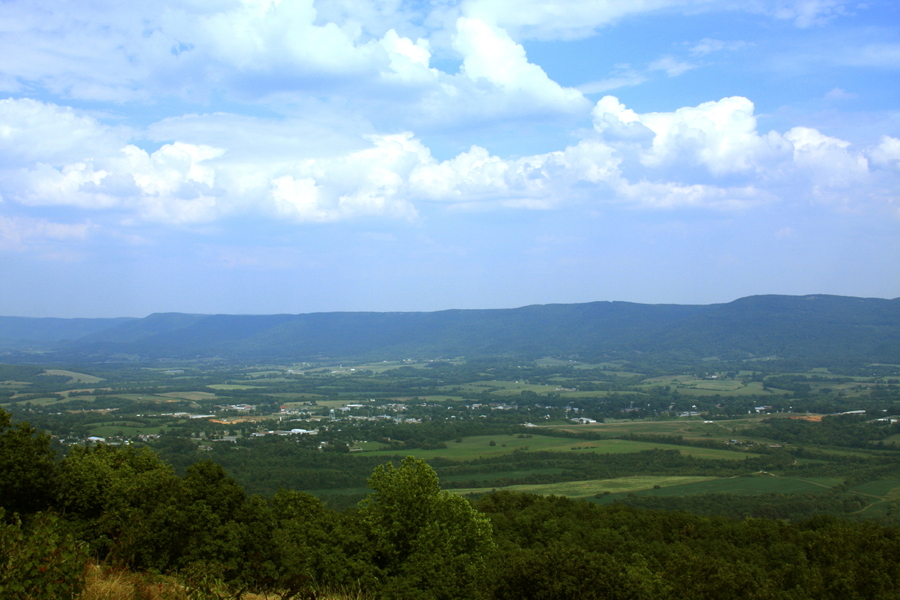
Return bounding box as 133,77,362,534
358,456,495,600
0,408,56,515
55,443,184,567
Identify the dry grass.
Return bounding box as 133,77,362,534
80,562,367,600
81,562,174,600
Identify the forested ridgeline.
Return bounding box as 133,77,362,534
5,409,900,599
4,294,900,364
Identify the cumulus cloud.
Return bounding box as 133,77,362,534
591,95,792,176
0,96,894,229
615,181,772,210
784,127,869,189
270,133,422,222
0,98,127,166
452,18,588,114
869,136,900,170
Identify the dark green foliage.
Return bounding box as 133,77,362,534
0,509,87,600
359,457,496,600
613,491,871,521
0,408,56,514
490,543,663,600
478,492,900,600
745,414,898,448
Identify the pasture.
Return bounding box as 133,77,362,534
208,384,261,390
452,476,718,498
451,474,847,501
43,369,103,383
361,433,759,461
159,391,217,401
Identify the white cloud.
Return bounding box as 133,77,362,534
379,29,436,83
578,53,696,97
688,38,748,56
460,0,714,41
614,180,772,210
771,0,848,27
0,98,126,166
270,132,422,222
648,55,696,77
836,44,900,69
869,136,900,170
453,18,588,114
824,87,857,100
591,95,792,176
0,96,894,229
459,0,848,40
784,126,869,187
0,214,94,251
577,73,648,94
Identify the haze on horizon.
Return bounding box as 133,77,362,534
1,0,898,319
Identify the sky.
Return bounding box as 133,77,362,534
1,0,899,318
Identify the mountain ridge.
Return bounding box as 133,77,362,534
1,294,898,364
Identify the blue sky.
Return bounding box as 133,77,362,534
1,0,898,317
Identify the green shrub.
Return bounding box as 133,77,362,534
0,509,87,599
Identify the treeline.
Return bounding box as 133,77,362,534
745,414,900,449
611,490,873,521
476,492,900,600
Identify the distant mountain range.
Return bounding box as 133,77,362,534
1,295,899,364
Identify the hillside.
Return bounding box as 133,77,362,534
1,294,899,363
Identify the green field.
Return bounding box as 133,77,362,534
451,474,846,500
440,468,568,483
362,434,759,461
159,391,217,401
113,394,185,403
208,384,261,390
43,369,103,384
452,476,717,498
12,396,65,406
630,474,842,497
849,479,900,499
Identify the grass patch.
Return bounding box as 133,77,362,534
440,468,567,483
208,384,261,390
12,396,64,406
453,476,717,498
159,391,217,401
626,475,842,497
850,479,900,499
43,369,103,383
361,434,757,461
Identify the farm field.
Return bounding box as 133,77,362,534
159,391,217,401
451,474,849,502
361,433,760,461
43,369,104,383
452,476,718,498
208,384,262,390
